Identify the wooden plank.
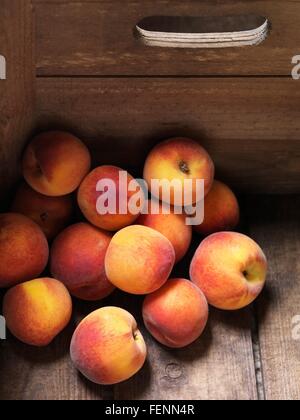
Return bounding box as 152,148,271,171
34,0,300,76
114,242,258,400
36,77,300,194
0,0,34,202
116,310,258,400
246,195,300,400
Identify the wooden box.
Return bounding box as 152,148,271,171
0,0,300,400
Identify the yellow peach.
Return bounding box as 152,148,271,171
105,225,175,294
3,278,72,346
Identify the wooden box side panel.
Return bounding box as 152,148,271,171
0,0,35,202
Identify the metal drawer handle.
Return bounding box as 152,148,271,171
136,15,269,48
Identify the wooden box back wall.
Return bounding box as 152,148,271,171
1,0,300,400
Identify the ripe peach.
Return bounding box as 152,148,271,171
50,223,114,301
143,138,214,206
194,180,240,236
11,182,73,240
143,278,208,348
22,131,91,196
0,213,49,288
78,165,144,231
105,225,175,294
70,307,146,385
136,200,192,263
190,232,268,310
3,278,72,346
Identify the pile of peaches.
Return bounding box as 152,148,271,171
0,132,268,386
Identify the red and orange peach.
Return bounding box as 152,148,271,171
11,182,74,240
78,165,144,231
70,307,147,385
137,200,192,263
105,225,175,294
22,131,91,196
190,232,267,310
143,278,209,348
50,223,114,301
194,180,240,236
0,213,49,288
3,278,72,346
143,138,214,206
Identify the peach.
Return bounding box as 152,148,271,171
194,180,240,236
11,182,74,240
22,131,91,196
143,138,214,206
190,232,268,310
105,225,175,294
78,165,144,231
0,213,49,288
50,223,115,301
143,278,208,348
70,307,146,385
3,278,72,346
136,200,192,263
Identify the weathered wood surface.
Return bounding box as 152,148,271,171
34,0,300,76
114,303,258,400
36,77,300,194
0,0,35,202
246,195,300,400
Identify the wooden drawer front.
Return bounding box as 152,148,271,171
35,0,300,76
36,77,300,194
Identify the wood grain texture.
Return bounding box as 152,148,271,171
0,0,34,203
114,298,258,400
246,195,300,400
34,0,300,76
36,77,300,194
116,313,257,400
